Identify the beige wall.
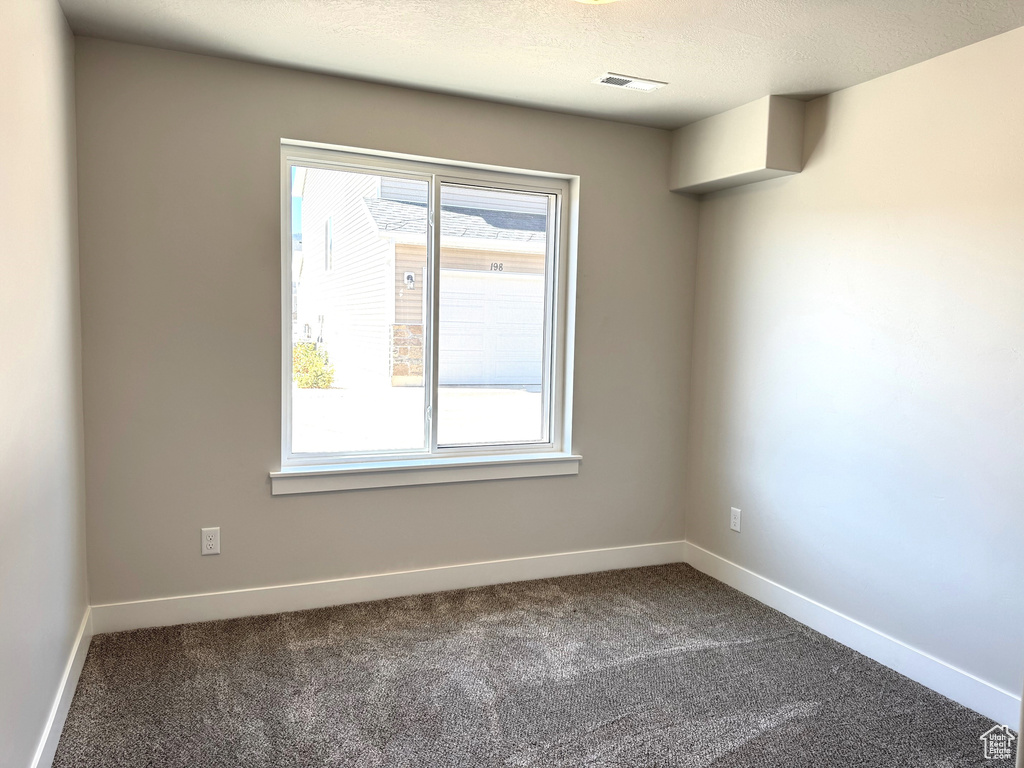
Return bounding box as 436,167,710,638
0,0,88,764
74,39,698,605
687,26,1024,696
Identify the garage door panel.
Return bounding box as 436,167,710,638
439,270,545,387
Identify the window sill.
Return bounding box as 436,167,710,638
270,453,582,495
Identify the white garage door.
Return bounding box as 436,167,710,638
439,270,545,386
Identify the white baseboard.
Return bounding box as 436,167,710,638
30,607,92,768
85,539,1021,729
683,542,1022,726
90,540,689,635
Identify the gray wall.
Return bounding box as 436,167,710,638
0,1,89,765
687,26,1024,697
74,39,698,605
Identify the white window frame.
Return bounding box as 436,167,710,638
271,140,580,494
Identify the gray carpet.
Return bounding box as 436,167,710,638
54,564,1010,767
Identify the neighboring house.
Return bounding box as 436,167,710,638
294,168,548,388
290,233,302,344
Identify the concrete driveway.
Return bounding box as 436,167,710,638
292,385,544,454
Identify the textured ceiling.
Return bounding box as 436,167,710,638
60,0,1024,128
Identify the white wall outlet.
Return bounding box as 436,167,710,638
730,507,741,532
201,527,220,555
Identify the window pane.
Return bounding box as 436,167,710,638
290,166,429,454
437,184,552,446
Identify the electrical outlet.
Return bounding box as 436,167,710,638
730,507,741,532
201,527,220,555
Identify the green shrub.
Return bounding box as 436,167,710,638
293,342,335,389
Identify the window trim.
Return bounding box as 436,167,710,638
270,452,582,495
276,140,579,489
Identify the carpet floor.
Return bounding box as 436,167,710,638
54,565,1007,767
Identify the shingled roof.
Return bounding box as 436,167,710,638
363,198,546,242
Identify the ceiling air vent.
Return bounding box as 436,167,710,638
594,72,667,92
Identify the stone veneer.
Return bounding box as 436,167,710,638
390,323,424,386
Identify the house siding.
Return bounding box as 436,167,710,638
298,168,401,388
